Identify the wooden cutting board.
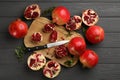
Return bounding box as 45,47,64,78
24,17,83,67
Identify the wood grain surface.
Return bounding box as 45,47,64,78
0,0,120,80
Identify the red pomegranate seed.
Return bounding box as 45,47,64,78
32,12,39,18
29,58,36,67
49,30,58,42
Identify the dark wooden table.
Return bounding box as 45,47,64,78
0,0,120,80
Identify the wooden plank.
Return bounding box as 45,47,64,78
89,48,120,64
0,2,119,17
0,63,120,80
0,17,32,33
0,33,120,48
87,33,120,48
0,0,25,1
0,33,23,49
0,17,120,33
98,17,120,33
25,0,120,3
0,48,120,64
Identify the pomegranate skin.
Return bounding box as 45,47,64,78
85,25,105,44
80,49,99,68
67,37,86,56
9,19,28,38
52,6,70,25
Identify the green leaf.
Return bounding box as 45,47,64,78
14,46,26,60
64,59,74,67
41,6,56,17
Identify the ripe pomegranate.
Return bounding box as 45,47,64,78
82,9,99,26
43,23,55,33
85,25,105,44
43,60,61,78
79,49,99,68
67,37,86,57
49,30,58,42
66,15,82,31
27,52,46,71
9,19,28,38
55,45,68,58
52,6,70,25
24,4,41,20
31,32,43,43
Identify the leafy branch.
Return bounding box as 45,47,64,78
41,6,56,17
15,46,26,60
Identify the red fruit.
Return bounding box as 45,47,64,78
43,23,55,33
82,9,99,26
85,25,105,44
24,4,41,20
55,45,68,58
67,37,86,56
79,49,99,68
49,30,58,42
9,19,28,38
31,32,43,43
66,15,82,31
27,52,46,71
43,60,61,78
52,6,70,25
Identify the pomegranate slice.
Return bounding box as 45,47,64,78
27,52,46,71
49,30,58,42
43,60,61,78
82,9,99,26
24,4,41,20
43,23,55,33
31,32,43,43
66,15,82,30
55,45,68,58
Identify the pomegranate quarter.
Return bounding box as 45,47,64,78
24,4,41,20
66,15,82,31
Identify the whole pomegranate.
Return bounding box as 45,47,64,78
80,49,99,68
9,19,28,38
85,25,105,44
52,6,70,25
67,37,86,56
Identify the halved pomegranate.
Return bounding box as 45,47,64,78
66,15,82,31
27,52,46,71
43,23,55,33
82,9,99,26
55,45,68,58
43,60,61,78
31,32,43,43
24,4,41,20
